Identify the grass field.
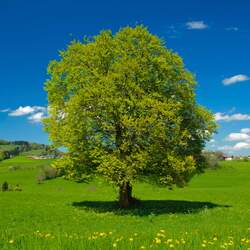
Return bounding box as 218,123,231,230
0,144,18,151
20,149,45,156
0,156,249,249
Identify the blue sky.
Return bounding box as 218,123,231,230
1,0,250,155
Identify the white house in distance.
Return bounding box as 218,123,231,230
222,154,233,161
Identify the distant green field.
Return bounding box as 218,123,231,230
0,157,249,249
0,144,18,151
20,149,45,156
0,155,52,169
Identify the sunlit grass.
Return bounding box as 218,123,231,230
0,157,249,249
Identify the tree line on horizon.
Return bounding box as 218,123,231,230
0,140,59,161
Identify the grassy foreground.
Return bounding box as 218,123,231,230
0,156,249,249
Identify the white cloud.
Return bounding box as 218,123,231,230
234,142,250,150
233,142,250,150
221,128,250,152
7,105,47,124
9,106,34,116
219,142,250,151
241,128,250,134
226,133,250,141
222,74,250,85
215,112,250,122
0,108,10,112
9,106,46,117
186,21,208,30
28,112,46,123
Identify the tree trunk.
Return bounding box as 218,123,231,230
119,182,133,208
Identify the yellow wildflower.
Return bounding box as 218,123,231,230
155,237,161,244
157,233,165,238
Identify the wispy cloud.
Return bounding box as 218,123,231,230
5,106,47,124
186,21,208,30
28,112,46,123
226,27,239,32
9,106,46,117
219,142,250,151
215,112,250,122
241,128,250,134
0,108,10,113
220,128,250,152
226,133,250,141
222,74,250,85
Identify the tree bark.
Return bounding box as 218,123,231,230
119,182,133,208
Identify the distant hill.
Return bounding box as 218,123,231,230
0,144,17,151
0,140,61,161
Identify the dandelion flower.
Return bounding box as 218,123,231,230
157,233,165,238
167,239,173,243
154,238,161,244
9,240,14,244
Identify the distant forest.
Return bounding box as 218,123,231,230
0,140,60,160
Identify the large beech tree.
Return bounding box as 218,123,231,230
44,26,216,208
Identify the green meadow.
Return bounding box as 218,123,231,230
0,156,249,249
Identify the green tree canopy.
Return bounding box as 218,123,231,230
44,26,216,208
